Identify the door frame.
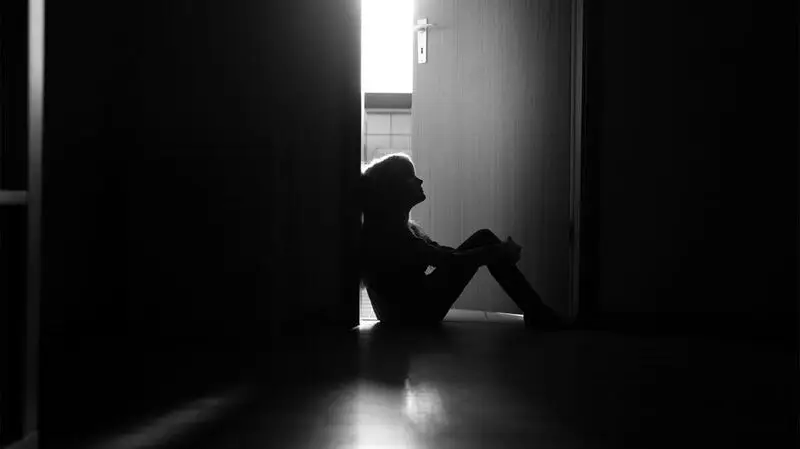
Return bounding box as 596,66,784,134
568,0,585,321
25,0,44,437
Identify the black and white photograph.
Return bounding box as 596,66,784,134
1,1,798,448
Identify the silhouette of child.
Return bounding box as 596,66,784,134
359,152,565,330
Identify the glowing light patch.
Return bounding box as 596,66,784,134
403,379,448,433
362,0,414,93
352,382,421,448
88,388,245,449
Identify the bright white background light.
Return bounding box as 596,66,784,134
362,0,414,93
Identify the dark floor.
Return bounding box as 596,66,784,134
46,313,796,449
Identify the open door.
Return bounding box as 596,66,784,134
411,0,577,318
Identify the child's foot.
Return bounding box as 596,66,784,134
524,305,569,331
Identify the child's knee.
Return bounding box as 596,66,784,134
475,228,500,243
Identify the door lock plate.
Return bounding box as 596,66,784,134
416,18,429,64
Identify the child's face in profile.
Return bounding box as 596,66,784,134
397,160,425,206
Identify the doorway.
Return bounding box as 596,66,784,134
359,0,416,323
358,0,583,324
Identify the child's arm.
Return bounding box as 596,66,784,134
412,237,509,267
409,222,455,252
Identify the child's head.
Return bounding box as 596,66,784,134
360,152,425,218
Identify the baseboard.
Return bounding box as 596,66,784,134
3,432,37,449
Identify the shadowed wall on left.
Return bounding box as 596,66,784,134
40,1,361,443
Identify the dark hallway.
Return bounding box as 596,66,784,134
1,0,798,448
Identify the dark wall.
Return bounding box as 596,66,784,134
1,1,31,444
0,206,27,445
0,0,28,190
580,1,797,346
41,1,361,442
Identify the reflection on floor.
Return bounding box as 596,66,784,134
56,316,794,449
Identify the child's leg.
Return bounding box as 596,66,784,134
424,228,544,320
486,261,546,314
464,230,546,314
422,229,497,320
426,229,548,319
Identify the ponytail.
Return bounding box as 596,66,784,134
359,152,413,220
358,152,417,289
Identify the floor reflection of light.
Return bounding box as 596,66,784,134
494,312,523,318
352,382,421,449
403,379,448,434
89,387,246,449
358,320,379,330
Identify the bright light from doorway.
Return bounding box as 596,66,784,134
361,0,414,93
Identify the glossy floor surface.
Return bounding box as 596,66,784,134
51,315,795,449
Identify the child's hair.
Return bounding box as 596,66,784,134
358,152,422,289
359,152,416,220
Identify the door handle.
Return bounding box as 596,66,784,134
415,19,435,64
